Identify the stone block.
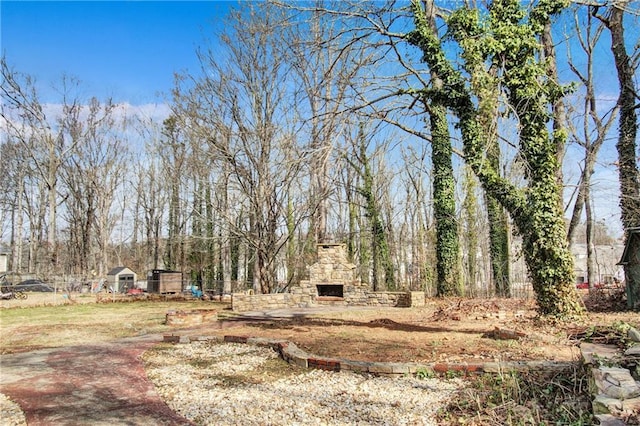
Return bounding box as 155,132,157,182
581,342,621,365
165,309,217,326
280,343,309,368
593,394,624,414
163,334,180,343
593,367,640,399
368,363,397,374
624,344,640,357
246,337,279,347
594,414,628,426
339,359,371,373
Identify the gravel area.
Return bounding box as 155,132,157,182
1,341,465,425
0,393,26,426
144,341,465,425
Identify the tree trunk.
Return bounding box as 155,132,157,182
462,167,478,295
601,2,640,309
479,73,511,297
585,188,597,292
354,125,395,291
486,194,511,297
47,138,58,273
422,0,461,297
221,176,232,296
606,3,640,231
12,171,25,272
430,102,461,296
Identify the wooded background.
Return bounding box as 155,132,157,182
1,1,638,316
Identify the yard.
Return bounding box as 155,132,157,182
1,291,638,424
1,291,637,364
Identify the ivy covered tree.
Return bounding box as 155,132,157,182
591,1,640,310
429,100,462,296
345,123,396,291
407,0,583,317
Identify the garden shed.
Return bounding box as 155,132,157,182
148,269,183,294
106,267,137,293
619,227,640,310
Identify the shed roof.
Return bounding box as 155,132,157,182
106,266,134,276
619,228,640,265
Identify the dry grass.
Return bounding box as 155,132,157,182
0,298,221,354
2,296,638,365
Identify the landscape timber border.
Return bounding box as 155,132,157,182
162,332,640,423
165,333,576,376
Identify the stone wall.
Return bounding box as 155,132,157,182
165,309,218,326
231,290,426,311
581,328,640,424
362,291,425,307
231,293,313,312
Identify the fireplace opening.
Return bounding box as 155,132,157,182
316,284,344,298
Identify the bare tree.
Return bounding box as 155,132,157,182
132,118,168,272
343,121,396,290
0,138,30,272
58,97,128,276
284,2,360,248
157,115,189,271
175,2,311,293
1,60,89,275
399,145,436,292
564,5,619,295
594,0,640,308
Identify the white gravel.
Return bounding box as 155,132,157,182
144,341,465,425
0,393,26,426
1,341,465,425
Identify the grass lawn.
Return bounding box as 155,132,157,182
0,299,224,354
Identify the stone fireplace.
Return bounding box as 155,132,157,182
293,243,369,305
231,243,425,311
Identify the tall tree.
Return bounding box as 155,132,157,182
1,60,88,275
158,115,188,270
422,0,462,297
428,98,461,296
467,51,511,297
285,3,355,246
595,1,640,308
344,122,396,291
59,97,127,276
564,5,619,294
400,146,436,292
177,2,309,293
408,0,583,317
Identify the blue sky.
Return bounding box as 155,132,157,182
1,1,232,104
0,0,631,238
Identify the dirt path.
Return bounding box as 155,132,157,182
0,335,192,425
